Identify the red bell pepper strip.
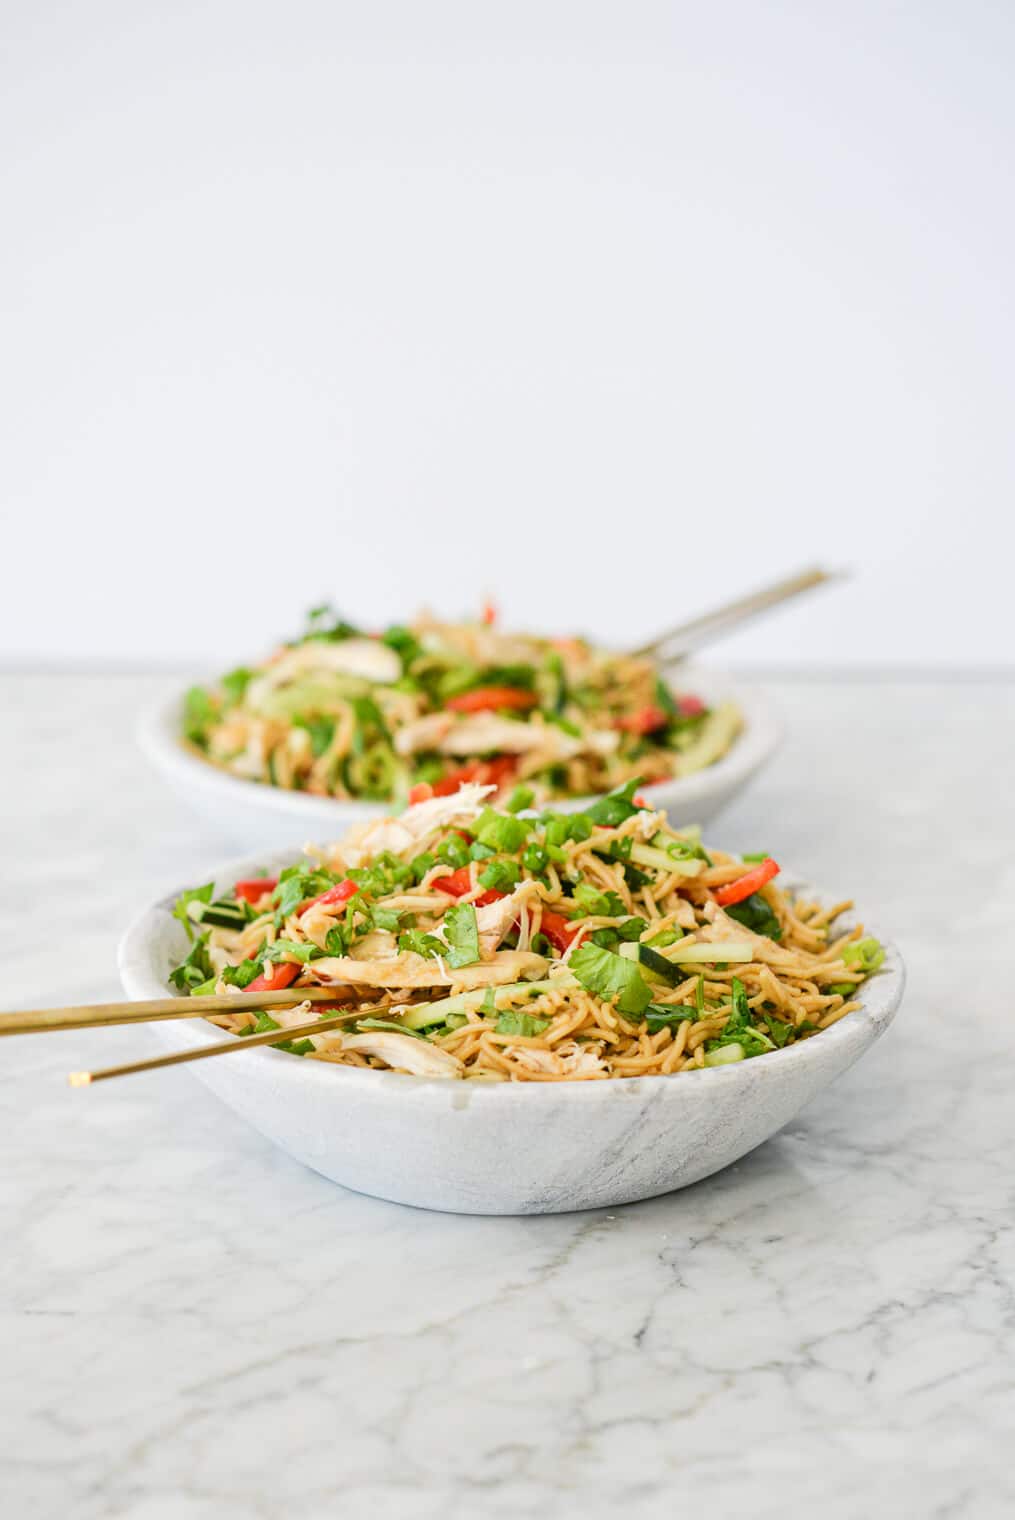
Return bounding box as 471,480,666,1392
537,908,580,954
431,869,504,908
301,878,360,914
233,877,278,903
247,961,301,992
429,755,518,798
432,866,474,897
713,858,780,907
481,598,498,626
407,782,434,805
614,704,667,736
678,694,706,717
445,687,537,714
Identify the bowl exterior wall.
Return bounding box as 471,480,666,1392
119,851,904,1216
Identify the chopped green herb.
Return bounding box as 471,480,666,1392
182,686,216,743
479,858,521,893
572,883,626,918
726,892,782,942
522,842,549,874
473,808,531,854
495,1010,550,1037
569,943,652,1016
172,883,214,942
586,777,645,827
443,903,481,969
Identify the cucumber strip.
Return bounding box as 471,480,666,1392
627,843,705,877
193,902,248,931
675,702,741,776
618,941,684,986
400,974,577,1031
704,1043,745,1066
665,940,755,964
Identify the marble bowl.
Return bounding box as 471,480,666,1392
137,667,781,849
118,848,905,1216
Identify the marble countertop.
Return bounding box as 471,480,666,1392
3,672,1013,1520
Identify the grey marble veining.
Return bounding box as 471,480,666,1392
2,673,1014,1519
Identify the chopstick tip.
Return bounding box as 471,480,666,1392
68,1071,92,1088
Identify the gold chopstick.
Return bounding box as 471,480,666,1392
0,986,351,1037
68,1006,376,1086
630,565,841,661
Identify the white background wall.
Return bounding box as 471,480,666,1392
2,1,1012,670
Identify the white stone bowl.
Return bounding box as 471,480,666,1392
118,848,905,1216
137,667,781,849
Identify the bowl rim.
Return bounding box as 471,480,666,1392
117,847,906,1105
136,665,784,824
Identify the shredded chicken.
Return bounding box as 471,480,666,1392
339,1031,463,1078
308,947,549,990
333,782,495,866
507,1040,607,1078
393,712,620,762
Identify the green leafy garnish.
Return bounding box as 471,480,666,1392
220,667,253,707
221,955,267,989
369,906,403,933
264,939,324,965
586,777,645,827
172,883,214,942
443,903,481,969
324,925,348,956
644,1003,693,1030
168,934,214,991
356,1017,426,1040
272,869,338,919
573,884,626,918
410,850,436,884
495,1010,550,1037
726,892,782,942
398,929,447,959
182,687,216,743
569,943,652,1016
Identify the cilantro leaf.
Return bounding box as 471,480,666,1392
586,777,645,827
398,929,447,960
442,903,481,969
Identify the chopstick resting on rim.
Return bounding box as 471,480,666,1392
630,565,842,663
68,1004,383,1086
0,985,357,1037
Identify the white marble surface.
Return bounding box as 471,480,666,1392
2,673,1014,1519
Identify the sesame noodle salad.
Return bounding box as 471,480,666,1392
181,606,741,805
168,782,886,1083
